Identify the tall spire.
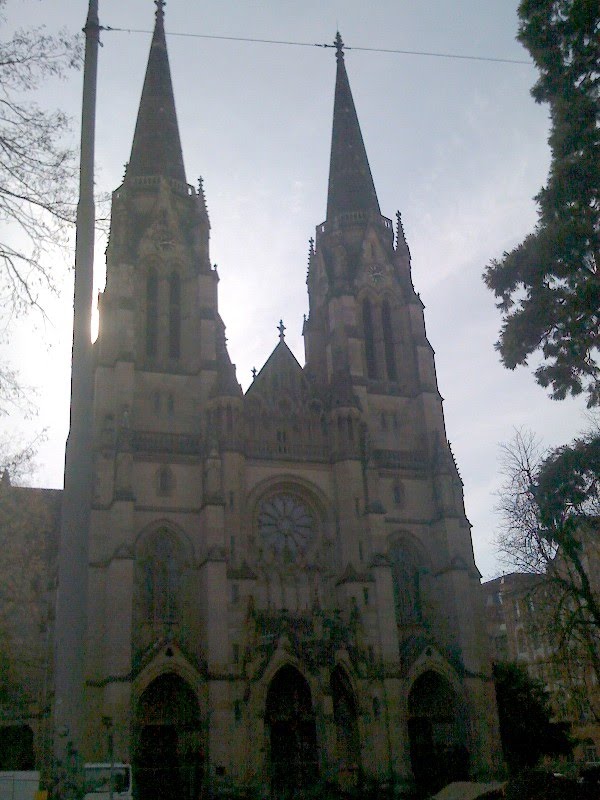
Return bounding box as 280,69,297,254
126,1,187,185
326,32,380,221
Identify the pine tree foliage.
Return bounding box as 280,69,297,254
484,0,600,407
0,0,81,315
493,661,572,770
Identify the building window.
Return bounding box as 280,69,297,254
143,530,181,624
146,270,158,358
157,466,175,496
362,298,377,379
390,541,422,625
169,272,181,360
393,481,405,507
372,696,380,719
584,744,599,764
167,393,175,416
382,300,397,381
276,429,288,454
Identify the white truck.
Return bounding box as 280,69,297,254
0,764,132,800
83,763,132,800
0,772,40,800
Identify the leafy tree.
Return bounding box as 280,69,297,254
0,0,81,460
0,0,80,315
484,0,600,407
493,661,572,770
497,427,600,719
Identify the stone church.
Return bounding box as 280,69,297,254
3,3,503,797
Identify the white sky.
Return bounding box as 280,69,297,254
1,0,590,579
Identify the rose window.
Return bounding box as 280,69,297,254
258,494,313,561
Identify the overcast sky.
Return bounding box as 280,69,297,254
1,0,591,579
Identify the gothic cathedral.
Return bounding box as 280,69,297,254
84,6,501,796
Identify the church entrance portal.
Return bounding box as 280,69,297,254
134,673,203,800
265,666,318,797
407,670,469,794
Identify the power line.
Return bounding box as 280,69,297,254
103,26,531,66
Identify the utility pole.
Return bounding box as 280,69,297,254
52,1,99,796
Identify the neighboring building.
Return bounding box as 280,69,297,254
0,474,60,772
483,571,600,766
2,5,503,797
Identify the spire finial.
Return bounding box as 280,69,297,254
278,320,286,341
155,0,165,22
334,31,345,60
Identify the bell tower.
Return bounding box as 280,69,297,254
304,35,419,394
95,1,235,444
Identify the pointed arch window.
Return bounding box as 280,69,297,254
143,530,182,625
157,466,175,496
382,300,397,381
362,298,377,379
146,269,158,358
169,272,181,360
390,541,422,625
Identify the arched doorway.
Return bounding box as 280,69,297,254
407,671,469,794
331,667,361,790
265,666,318,796
134,673,203,800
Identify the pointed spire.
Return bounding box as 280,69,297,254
126,1,187,186
326,32,380,222
396,210,410,256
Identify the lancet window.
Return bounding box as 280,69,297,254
146,269,158,358
362,298,377,379
390,540,422,625
169,272,181,359
382,300,397,381
142,529,182,624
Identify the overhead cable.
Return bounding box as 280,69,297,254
103,26,531,66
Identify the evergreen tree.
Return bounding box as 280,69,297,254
493,661,572,770
484,0,599,407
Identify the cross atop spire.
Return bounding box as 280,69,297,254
326,30,380,222
278,320,286,341
125,0,186,186
155,0,165,22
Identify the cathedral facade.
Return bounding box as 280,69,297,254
82,6,501,796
